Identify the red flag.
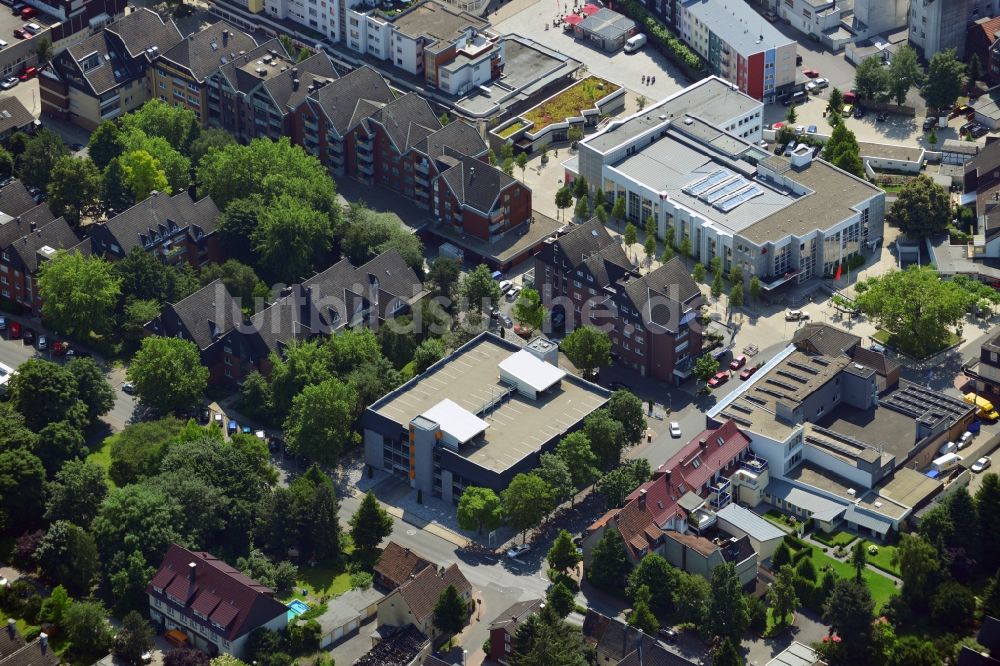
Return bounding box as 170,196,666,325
834,263,842,281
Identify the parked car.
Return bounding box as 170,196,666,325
740,365,758,380
707,371,730,388
19,6,35,18
0,316,5,331
958,431,974,449
730,354,747,370
8,321,20,339
802,68,819,78
973,456,992,473
52,340,70,356
853,105,865,119
608,381,630,391
0,76,16,89
122,381,136,394
669,421,682,438
794,125,804,135
972,124,989,138
870,341,886,353
923,117,938,130
499,280,513,294
22,328,33,343
506,544,530,559
12,28,28,39
36,334,47,351
199,407,211,423
11,2,24,14
763,10,777,21
805,81,817,93
500,314,512,328
785,309,810,321
807,125,817,134
813,77,829,90
842,103,854,117
506,285,521,301
513,323,531,339
658,627,678,643
18,65,36,80
22,22,39,34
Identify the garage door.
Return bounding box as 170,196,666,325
347,619,359,633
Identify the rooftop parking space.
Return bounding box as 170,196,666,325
815,401,915,462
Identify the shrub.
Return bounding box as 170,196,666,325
614,0,701,71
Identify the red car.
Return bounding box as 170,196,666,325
52,340,69,356
13,28,28,39
8,321,21,339
740,365,758,380
803,68,819,78
19,7,36,19
729,354,747,371
19,66,36,81
707,371,730,388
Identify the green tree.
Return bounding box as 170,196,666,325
923,49,965,111
556,431,599,491
854,56,889,101
729,282,744,311
433,584,468,637
427,256,461,299
516,152,528,181
459,264,501,312
598,459,651,509
612,196,626,226
827,87,844,116
928,128,938,147
889,174,951,238
47,156,103,226
513,287,545,329
749,275,761,302
561,326,611,377
38,250,121,336
34,520,99,595
502,473,553,541
785,105,797,124
536,453,574,507
693,263,706,282
284,378,359,465
456,486,503,535
660,245,674,263
7,358,85,431
823,118,860,161
555,186,573,221
624,222,637,247
35,36,52,63
378,317,416,369
626,552,678,616
189,128,235,170
342,204,423,271
110,550,156,617
976,473,1000,569
102,157,135,214
93,483,181,569
68,357,116,424
795,555,817,582
254,194,332,282
587,527,629,591
548,530,581,572
413,338,446,373
823,579,875,664
546,581,575,618
45,460,107,527
585,409,625,470
608,390,646,445
17,128,69,190
707,562,749,643
627,584,659,635
693,354,720,382
114,246,173,304
674,571,711,625
40,585,70,625
113,611,155,666
119,149,170,200
574,193,590,221
712,639,742,666
767,565,799,626
0,146,13,179
643,234,656,267
852,540,867,582
127,337,208,412
199,259,265,306
572,176,588,200
887,636,942,666
349,491,393,554
854,266,972,358
88,121,125,170
887,45,923,106
0,450,45,532
930,581,975,631
121,99,200,153
63,601,113,658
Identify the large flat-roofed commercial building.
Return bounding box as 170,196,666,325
362,333,609,503
570,77,885,293
675,0,797,102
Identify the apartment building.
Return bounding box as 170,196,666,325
151,22,258,125
675,0,796,102
910,0,972,59
42,8,183,129
0,181,77,315
376,564,473,640
205,39,339,142
533,219,703,384
87,190,222,269
147,544,289,658
572,77,885,293
964,330,1000,396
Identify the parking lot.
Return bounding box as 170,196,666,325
0,1,57,52
494,1,687,100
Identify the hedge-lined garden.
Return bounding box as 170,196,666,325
615,0,702,75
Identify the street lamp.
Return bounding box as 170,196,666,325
463,649,468,665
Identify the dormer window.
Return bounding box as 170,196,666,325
717,436,725,446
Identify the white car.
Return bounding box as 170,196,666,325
813,77,829,90
669,421,682,438
794,125,805,135
122,381,136,394
973,456,992,473
499,280,513,294
785,309,810,321
958,431,974,450
506,544,530,559
805,81,817,93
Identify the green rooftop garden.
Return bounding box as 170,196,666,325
523,77,620,133
497,121,527,139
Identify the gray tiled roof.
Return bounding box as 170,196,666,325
621,256,700,330
366,92,440,152
264,51,339,112
216,40,287,95
0,98,33,135
10,217,78,273
439,154,516,214
792,322,861,357
155,280,242,351
102,191,219,255
105,8,183,61
554,217,631,269
159,21,257,83
308,66,394,135
414,120,487,161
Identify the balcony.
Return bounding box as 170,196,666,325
356,146,374,163
358,162,374,176
327,139,344,154
415,160,430,174
710,491,732,510
708,478,731,496
414,171,429,186
741,456,768,474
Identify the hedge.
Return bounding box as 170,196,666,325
615,0,702,73
783,534,809,551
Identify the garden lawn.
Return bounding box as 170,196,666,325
762,510,796,533
279,566,352,603
498,121,526,138
764,608,793,637
862,541,900,577
811,547,896,611
813,529,857,548
85,435,115,487
523,77,620,132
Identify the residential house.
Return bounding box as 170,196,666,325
42,8,184,129
582,420,762,585
374,541,434,591
87,190,222,268
145,280,242,385
533,219,703,384
487,599,543,664
582,610,699,666
0,619,59,666
315,587,384,648
968,16,1000,85
355,625,432,666
0,98,35,140
205,39,339,142
434,154,531,242
376,563,473,640
964,330,1000,396
147,544,289,658
151,21,258,125
1,218,79,314
957,615,1000,666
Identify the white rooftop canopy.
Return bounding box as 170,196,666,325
422,398,489,444
498,349,566,393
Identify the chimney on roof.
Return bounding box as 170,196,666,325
188,561,196,582
638,488,647,509
699,438,707,449
291,67,299,78
292,78,300,91
29,220,35,231
222,29,229,46
39,633,48,651
6,618,15,638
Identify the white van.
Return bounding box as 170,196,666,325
624,33,646,53
931,452,963,473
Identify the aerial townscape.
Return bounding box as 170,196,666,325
6,0,1000,665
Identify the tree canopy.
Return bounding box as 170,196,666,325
889,174,951,238
457,486,503,535
126,336,209,412
38,250,122,337
923,49,965,111
561,326,611,377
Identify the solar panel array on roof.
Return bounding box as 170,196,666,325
716,185,764,212
776,369,808,383
705,178,748,203
787,360,819,375
684,168,730,196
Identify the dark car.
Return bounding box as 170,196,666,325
199,406,211,423
269,437,283,453
657,627,678,643
22,328,33,344
853,106,865,119
972,124,989,138
923,117,938,130
608,381,630,391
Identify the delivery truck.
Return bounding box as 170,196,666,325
964,392,999,421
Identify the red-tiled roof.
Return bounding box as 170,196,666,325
650,420,751,498
391,564,472,624
374,541,433,590
146,544,288,641
977,16,1000,44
